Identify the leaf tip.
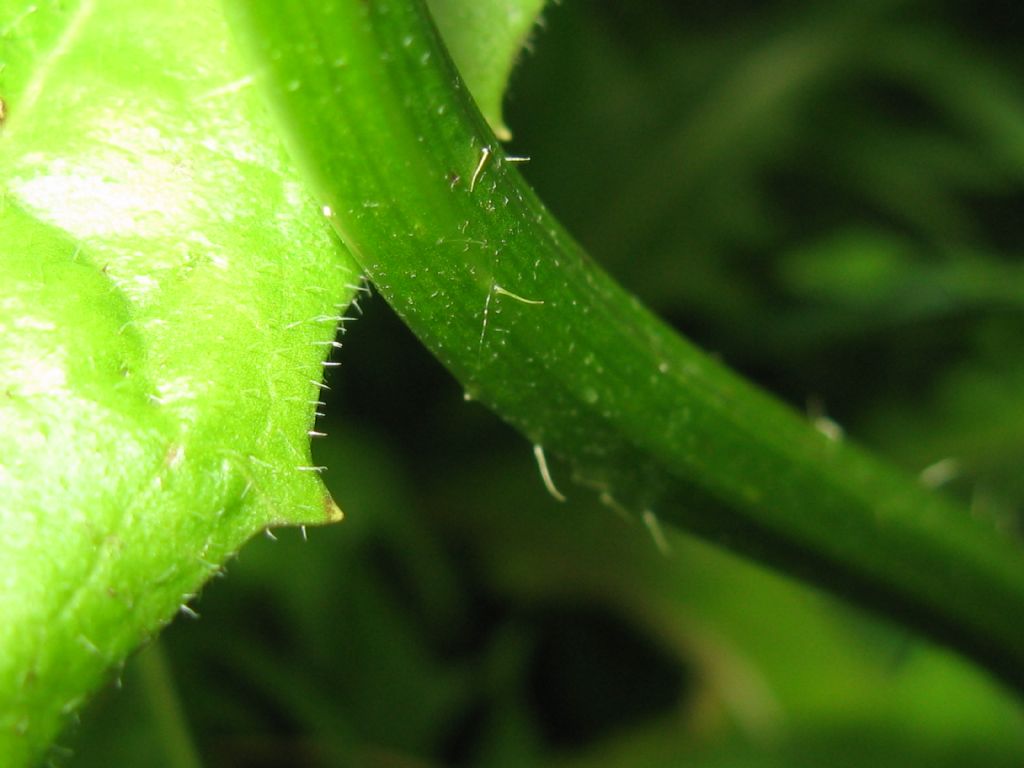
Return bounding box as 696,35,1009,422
324,493,344,523
492,119,512,143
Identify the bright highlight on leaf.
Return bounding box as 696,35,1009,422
0,0,358,762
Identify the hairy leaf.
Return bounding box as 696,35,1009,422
0,0,358,762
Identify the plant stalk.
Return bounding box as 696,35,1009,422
227,0,1024,692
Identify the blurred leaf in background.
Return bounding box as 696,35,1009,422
65,0,1024,766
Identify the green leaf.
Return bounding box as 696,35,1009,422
426,0,546,140
0,0,358,762
228,0,1024,696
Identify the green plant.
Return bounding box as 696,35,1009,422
3,0,1024,765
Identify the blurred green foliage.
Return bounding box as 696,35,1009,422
64,0,1024,765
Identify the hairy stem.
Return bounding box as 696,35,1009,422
227,0,1024,692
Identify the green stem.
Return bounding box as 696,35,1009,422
226,0,1024,691
137,642,203,768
